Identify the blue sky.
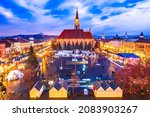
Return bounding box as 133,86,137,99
0,0,150,36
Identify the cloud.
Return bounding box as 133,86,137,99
0,6,14,18
14,0,50,16
91,0,150,35
0,0,150,36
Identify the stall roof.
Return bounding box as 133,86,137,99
93,81,101,90
116,53,140,58
61,82,68,90
52,81,68,90
35,81,43,91
101,82,109,90
109,81,119,90
93,81,121,91
54,82,61,90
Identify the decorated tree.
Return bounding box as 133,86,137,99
0,82,6,100
27,45,38,69
46,63,58,81
115,60,150,95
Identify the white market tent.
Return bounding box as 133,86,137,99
93,81,123,98
30,81,45,99
6,70,24,81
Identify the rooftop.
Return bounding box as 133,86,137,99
52,81,68,90
135,38,150,43
116,53,140,58
93,81,120,91
57,29,93,39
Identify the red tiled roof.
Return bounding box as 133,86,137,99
84,32,93,38
57,29,93,39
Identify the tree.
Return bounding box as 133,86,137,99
46,63,58,81
71,69,79,95
0,82,6,100
79,42,83,50
115,61,150,95
22,68,36,98
67,42,71,50
72,42,75,50
75,42,79,49
94,40,99,49
84,42,88,50
27,45,38,69
58,42,62,50
52,42,57,50
64,42,67,50
87,42,92,50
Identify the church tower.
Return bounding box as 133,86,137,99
74,8,80,29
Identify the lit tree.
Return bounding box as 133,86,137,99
115,60,150,95
52,41,57,50
27,45,38,69
23,69,36,97
46,63,58,81
0,82,6,100
71,69,79,95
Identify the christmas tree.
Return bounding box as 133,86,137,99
27,45,38,69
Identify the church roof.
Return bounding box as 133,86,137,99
57,29,93,39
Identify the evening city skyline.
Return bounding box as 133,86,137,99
0,0,150,36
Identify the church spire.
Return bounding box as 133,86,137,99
76,8,79,19
74,8,80,29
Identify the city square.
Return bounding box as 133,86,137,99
0,0,150,100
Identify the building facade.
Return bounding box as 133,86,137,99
0,42,6,56
100,35,150,60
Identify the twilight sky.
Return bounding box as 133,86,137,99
0,0,150,36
